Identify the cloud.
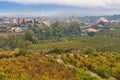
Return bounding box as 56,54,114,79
1,0,120,8
0,0,120,16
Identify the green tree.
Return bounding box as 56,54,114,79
25,30,38,43
2,34,17,50
17,40,32,49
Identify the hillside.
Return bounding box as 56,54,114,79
0,52,99,80
0,50,119,80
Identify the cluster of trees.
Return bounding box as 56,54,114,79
0,30,38,50
32,21,82,39
0,21,82,50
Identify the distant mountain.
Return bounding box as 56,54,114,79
78,15,120,22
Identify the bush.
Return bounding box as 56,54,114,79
0,54,9,59
0,71,11,80
14,49,32,57
83,46,96,54
87,32,95,36
48,48,64,54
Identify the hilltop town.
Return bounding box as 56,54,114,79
0,15,119,36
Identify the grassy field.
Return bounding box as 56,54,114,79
31,36,120,52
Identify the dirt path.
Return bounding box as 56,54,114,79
56,55,105,80
57,55,64,64
86,69,104,80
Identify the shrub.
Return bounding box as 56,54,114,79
0,54,9,59
83,46,96,54
0,71,11,80
48,48,64,54
14,49,32,57
87,32,95,36
43,72,49,76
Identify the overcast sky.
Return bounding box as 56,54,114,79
0,0,120,17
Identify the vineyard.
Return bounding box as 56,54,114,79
31,36,120,52
0,35,119,80
62,52,120,80
0,50,119,80
0,52,98,80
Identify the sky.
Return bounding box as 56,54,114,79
0,0,120,17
